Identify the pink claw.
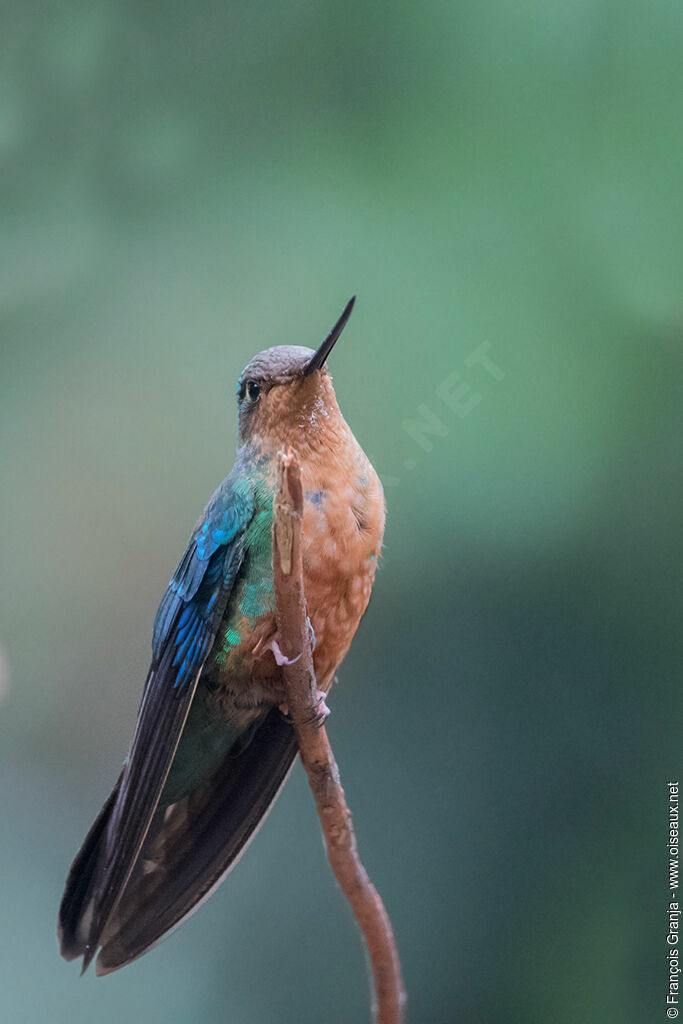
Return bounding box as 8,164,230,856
278,689,330,722
254,634,301,667
314,688,330,718
269,637,301,667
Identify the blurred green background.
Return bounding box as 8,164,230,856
1,1,681,1021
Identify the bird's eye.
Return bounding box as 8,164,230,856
246,380,261,401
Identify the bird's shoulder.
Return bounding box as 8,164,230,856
192,460,256,558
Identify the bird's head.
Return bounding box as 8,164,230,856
236,297,355,449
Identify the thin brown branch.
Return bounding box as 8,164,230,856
272,447,406,1024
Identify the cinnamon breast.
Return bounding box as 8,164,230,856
300,437,385,688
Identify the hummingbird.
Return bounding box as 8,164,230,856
58,297,385,975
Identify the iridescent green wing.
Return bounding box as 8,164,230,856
58,469,254,971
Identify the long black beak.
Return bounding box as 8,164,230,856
304,296,355,375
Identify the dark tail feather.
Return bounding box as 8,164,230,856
58,774,123,967
95,709,296,974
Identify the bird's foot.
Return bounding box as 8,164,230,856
253,633,301,667
270,636,301,667
313,687,330,718
255,622,315,667
279,688,330,722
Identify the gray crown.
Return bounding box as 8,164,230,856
239,345,317,385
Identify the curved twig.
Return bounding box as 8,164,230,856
272,448,406,1024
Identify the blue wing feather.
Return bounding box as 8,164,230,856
152,476,252,667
